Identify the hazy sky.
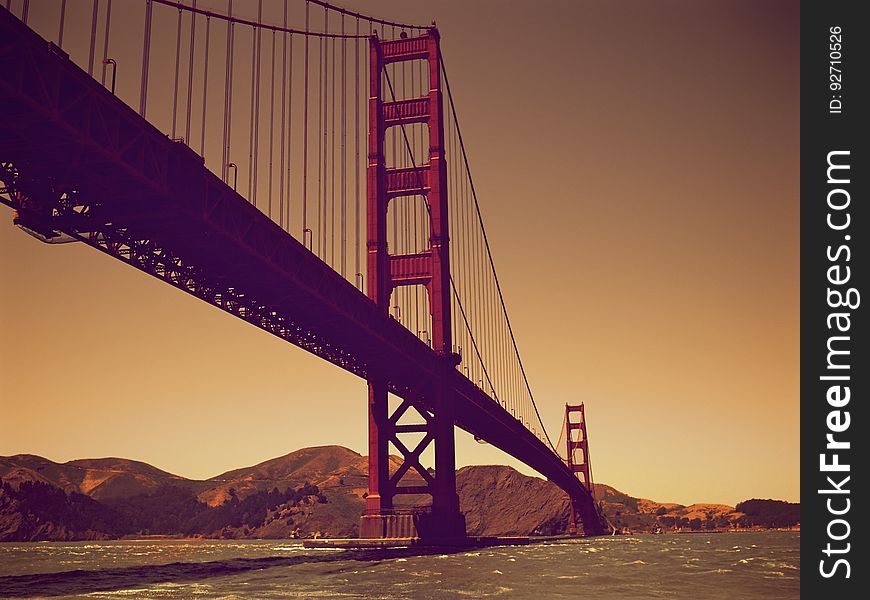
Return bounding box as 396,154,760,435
0,0,798,506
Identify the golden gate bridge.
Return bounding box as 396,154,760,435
0,0,608,542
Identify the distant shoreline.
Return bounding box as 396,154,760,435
0,529,802,545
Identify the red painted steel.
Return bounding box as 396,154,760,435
0,9,605,538
565,403,601,535
385,165,429,197
389,252,433,288
381,36,428,64
361,30,463,540
383,97,430,127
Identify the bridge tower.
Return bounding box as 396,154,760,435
361,29,466,541
565,403,595,535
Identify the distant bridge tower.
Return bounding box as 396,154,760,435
564,403,596,535
360,28,465,541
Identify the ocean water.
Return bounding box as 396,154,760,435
0,532,799,599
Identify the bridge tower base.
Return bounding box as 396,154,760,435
360,29,466,542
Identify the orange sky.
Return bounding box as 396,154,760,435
0,0,798,506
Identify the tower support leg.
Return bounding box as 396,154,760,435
360,379,394,538
426,360,465,539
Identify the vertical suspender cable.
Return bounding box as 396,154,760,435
252,0,263,208
200,15,210,157
488,239,496,400
397,55,405,324
58,0,66,48
185,0,197,144
389,30,396,320
330,31,336,265
247,19,257,201
402,53,411,331
268,29,276,220
354,16,360,288
452,115,462,362
477,174,487,390
316,8,324,254
410,46,419,335
487,254,496,398
503,331,510,410
465,170,476,383
228,8,235,165
322,8,329,258
458,79,465,357
100,1,112,85
88,0,99,77
491,270,499,400
421,40,427,333
454,100,466,350
477,203,484,385
221,0,234,182
171,3,182,138
340,14,347,278
471,169,482,388
398,54,405,324
279,0,287,230
467,157,478,385
139,0,153,117
286,33,294,231
449,109,458,354
458,120,467,365
302,1,310,247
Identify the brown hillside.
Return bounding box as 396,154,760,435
0,456,58,490
209,445,365,484
0,454,195,500
456,465,571,536
201,445,372,507
2,447,766,539
199,445,423,509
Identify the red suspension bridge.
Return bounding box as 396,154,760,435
0,1,607,540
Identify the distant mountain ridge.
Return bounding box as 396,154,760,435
1,446,399,507
0,454,198,500
0,447,799,542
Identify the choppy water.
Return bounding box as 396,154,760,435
0,532,798,599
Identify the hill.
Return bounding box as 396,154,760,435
456,465,571,536
0,447,422,540
0,447,799,541
0,454,203,500
201,445,370,507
